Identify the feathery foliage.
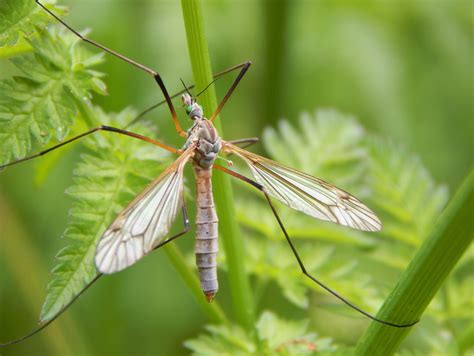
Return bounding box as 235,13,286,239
0,0,172,323
229,110,470,353
355,169,474,354
40,108,170,321
0,0,63,47
185,310,335,355
1,1,471,354
0,23,106,165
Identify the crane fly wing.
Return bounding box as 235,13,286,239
95,145,195,274
222,142,381,232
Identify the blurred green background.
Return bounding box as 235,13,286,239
0,0,472,354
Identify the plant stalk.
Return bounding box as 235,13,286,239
163,244,226,324
355,168,474,354
180,0,255,331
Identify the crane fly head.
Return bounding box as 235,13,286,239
182,93,203,120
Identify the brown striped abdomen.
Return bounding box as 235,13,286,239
193,165,218,301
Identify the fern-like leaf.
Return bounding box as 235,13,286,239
184,311,335,355
0,0,64,47
236,109,450,319
0,26,106,165
40,107,171,322
366,138,449,251
262,109,368,190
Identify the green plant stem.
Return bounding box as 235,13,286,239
259,0,290,129
355,168,474,355
180,0,255,331
163,244,226,324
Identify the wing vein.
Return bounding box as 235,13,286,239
223,141,381,232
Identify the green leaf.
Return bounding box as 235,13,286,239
256,311,333,354
367,139,449,248
39,108,171,321
0,0,65,47
235,111,383,310
235,109,462,338
262,109,368,190
0,27,106,165
184,324,256,356
0,36,32,58
185,311,335,355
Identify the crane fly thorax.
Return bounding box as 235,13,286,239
186,118,221,169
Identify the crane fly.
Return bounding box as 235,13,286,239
0,0,418,346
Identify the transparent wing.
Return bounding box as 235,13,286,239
223,142,381,232
95,146,195,274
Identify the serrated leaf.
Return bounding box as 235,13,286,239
184,324,255,355
185,311,336,355
366,138,449,250
262,109,368,189
235,109,452,323
0,0,64,47
256,311,317,353
0,26,106,165
39,107,171,322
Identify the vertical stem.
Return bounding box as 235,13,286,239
163,244,226,324
180,0,255,331
355,169,474,354
259,0,291,129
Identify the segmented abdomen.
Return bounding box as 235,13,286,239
194,166,218,301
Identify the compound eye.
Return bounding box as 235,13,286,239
186,105,193,115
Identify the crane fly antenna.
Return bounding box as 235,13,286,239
213,164,419,329
180,78,193,98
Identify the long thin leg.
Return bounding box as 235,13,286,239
0,200,190,347
0,125,180,170
213,164,419,328
35,0,186,137
125,61,255,129
209,61,252,122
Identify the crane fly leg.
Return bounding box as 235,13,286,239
209,61,252,122
126,61,258,129
0,126,180,170
35,0,186,137
0,199,190,346
213,164,418,328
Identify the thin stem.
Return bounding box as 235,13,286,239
163,244,226,324
355,168,474,354
259,0,291,130
180,0,255,331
